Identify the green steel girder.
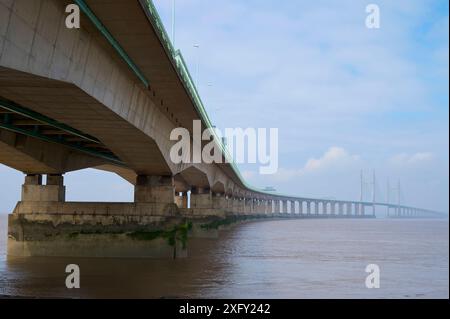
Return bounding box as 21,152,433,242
0,99,124,165
0,98,100,144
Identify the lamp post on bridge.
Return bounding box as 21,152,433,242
171,0,176,49
193,44,200,87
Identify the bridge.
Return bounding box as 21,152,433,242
0,0,445,258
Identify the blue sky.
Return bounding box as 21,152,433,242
0,0,448,213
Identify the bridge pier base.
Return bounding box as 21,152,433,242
7,174,190,259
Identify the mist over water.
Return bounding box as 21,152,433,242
0,215,448,299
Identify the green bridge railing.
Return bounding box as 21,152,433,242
144,0,267,194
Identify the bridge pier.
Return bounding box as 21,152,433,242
262,199,268,215
273,200,279,214
314,201,319,215
244,198,252,215
232,196,240,215
268,199,274,215
134,175,175,205
264,199,270,215
253,199,260,215
8,173,189,258
190,187,227,216
213,192,228,211
238,197,245,215
21,174,66,202
175,192,188,209
286,200,291,214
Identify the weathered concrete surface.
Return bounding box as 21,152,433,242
7,211,188,258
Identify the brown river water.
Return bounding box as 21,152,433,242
0,215,448,299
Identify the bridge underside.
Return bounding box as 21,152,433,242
0,66,171,176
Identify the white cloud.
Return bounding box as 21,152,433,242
389,152,434,165
303,147,360,172
269,147,361,182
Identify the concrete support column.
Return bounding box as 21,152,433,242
175,192,188,208
361,205,366,216
323,202,328,215
259,200,264,214
346,203,352,216
240,198,246,214
233,197,241,215
21,174,66,202
134,175,175,204
307,201,311,215
298,201,303,215
213,193,228,210
259,200,265,214
338,202,344,215
245,198,253,215
274,200,280,214
227,195,233,210
331,202,336,215
285,201,291,214
314,201,319,215
189,187,212,209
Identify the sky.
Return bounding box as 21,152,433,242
0,0,448,214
